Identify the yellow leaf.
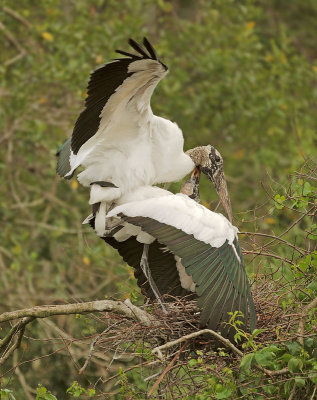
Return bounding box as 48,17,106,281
71,180,78,190
82,257,90,266
41,31,54,42
280,104,288,110
312,65,317,73
39,97,46,104
246,21,255,30
95,55,103,64
264,217,276,225
265,54,273,62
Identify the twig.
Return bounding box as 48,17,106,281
297,297,317,346
241,231,306,256
152,328,289,378
288,382,296,400
0,325,25,366
3,6,31,28
242,250,304,270
148,342,188,397
152,329,243,360
0,317,34,349
310,385,317,400
0,21,27,66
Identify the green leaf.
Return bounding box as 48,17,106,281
286,342,301,356
303,182,312,196
255,350,275,367
215,388,232,399
288,357,302,372
188,359,198,368
294,377,306,388
240,353,255,373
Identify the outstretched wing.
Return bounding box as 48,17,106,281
57,38,168,178
108,195,256,337
121,215,255,338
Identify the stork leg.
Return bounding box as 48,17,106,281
140,244,167,314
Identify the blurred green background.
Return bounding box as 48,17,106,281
1,0,316,397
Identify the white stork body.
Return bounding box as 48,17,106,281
76,117,194,193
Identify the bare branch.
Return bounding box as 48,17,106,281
0,299,156,326
297,297,317,346
3,6,31,28
152,328,243,360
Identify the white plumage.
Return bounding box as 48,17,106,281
57,38,195,204
106,186,239,252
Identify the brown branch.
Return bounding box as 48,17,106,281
0,317,34,349
0,324,25,366
242,250,300,268
152,329,289,378
152,329,243,360
241,231,306,256
148,342,188,397
3,6,31,28
297,297,317,346
0,299,156,326
0,21,27,66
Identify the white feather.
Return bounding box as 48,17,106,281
107,187,238,249
175,256,196,292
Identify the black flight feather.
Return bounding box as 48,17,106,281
115,50,142,59
128,38,150,58
143,37,158,60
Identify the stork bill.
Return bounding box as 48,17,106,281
87,183,256,339
56,38,232,220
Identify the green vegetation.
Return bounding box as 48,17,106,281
1,0,316,398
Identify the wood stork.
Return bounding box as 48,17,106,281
56,38,232,222
85,157,256,338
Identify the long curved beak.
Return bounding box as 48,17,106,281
215,172,233,223
204,169,233,223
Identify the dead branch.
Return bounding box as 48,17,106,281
152,328,243,360
0,299,156,326
297,297,317,346
0,21,27,66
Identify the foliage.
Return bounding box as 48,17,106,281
36,385,57,400
0,0,316,398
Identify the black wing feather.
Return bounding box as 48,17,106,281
143,37,158,60
128,38,150,58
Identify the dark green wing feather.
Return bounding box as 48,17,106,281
56,138,72,179
120,214,256,337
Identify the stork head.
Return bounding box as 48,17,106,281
186,145,233,223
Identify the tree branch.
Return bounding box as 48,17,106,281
0,299,155,326
297,297,317,346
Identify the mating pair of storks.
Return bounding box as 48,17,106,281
57,38,256,339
